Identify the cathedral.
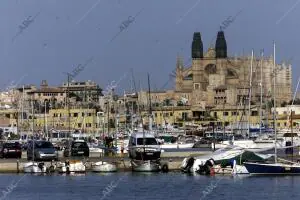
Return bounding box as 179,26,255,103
174,31,292,111
138,31,292,121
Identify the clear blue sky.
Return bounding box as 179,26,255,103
1,0,300,94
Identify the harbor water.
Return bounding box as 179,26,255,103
0,172,300,200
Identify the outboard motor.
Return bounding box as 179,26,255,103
65,160,70,174
182,157,195,173
198,158,215,175
38,162,44,171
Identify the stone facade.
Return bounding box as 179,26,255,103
174,31,292,110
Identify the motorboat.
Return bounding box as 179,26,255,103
23,161,47,173
56,160,86,173
181,146,273,174
91,161,117,172
131,160,160,172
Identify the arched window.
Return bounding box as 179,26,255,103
205,64,217,74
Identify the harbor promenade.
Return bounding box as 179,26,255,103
0,150,212,173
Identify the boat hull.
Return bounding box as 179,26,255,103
130,151,161,161
244,162,300,175
131,160,160,172
23,162,47,173
57,161,86,173
91,162,117,172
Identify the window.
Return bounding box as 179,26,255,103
86,123,91,127
72,142,88,148
74,113,78,117
129,137,136,145
194,83,200,90
137,138,158,145
223,112,228,116
35,141,54,148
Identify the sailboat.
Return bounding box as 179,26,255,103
130,74,161,172
23,100,47,173
91,91,117,173
244,42,300,175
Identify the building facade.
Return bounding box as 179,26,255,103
139,31,292,126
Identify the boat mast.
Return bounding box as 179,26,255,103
290,76,300,162
259,50,264,135
147,73,152,132
67,74,71,138
31,99,35,161
248,49,254,138
273,41,277,163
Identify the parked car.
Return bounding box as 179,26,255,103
0,142,22,158
63,140,89,157
27,140,58,161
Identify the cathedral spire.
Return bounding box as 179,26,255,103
191,32,203,59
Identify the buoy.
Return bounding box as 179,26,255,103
210,167,215,176
66,166,70,174
161,163,169,173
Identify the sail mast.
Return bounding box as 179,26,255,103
259,50,264,135
147,73,152,131
273,41,277,163
248,49,254,138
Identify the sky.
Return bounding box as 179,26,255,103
0,0,300,94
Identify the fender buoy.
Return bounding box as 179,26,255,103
161,164,169,173
66,166,70,174
210,167,215,176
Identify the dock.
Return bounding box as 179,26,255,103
0,150,212,173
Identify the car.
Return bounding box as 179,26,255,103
27,140,58,161
63,140,89,157
0,142,22,158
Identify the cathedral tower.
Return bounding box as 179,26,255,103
215,31,227,58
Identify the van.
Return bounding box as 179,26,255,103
128,132,161,160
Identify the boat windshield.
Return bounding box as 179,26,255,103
137,138,158,145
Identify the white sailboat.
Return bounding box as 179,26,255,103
23,101,47,173
131,74,162,172
91,161,117,172
56,160,86,173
